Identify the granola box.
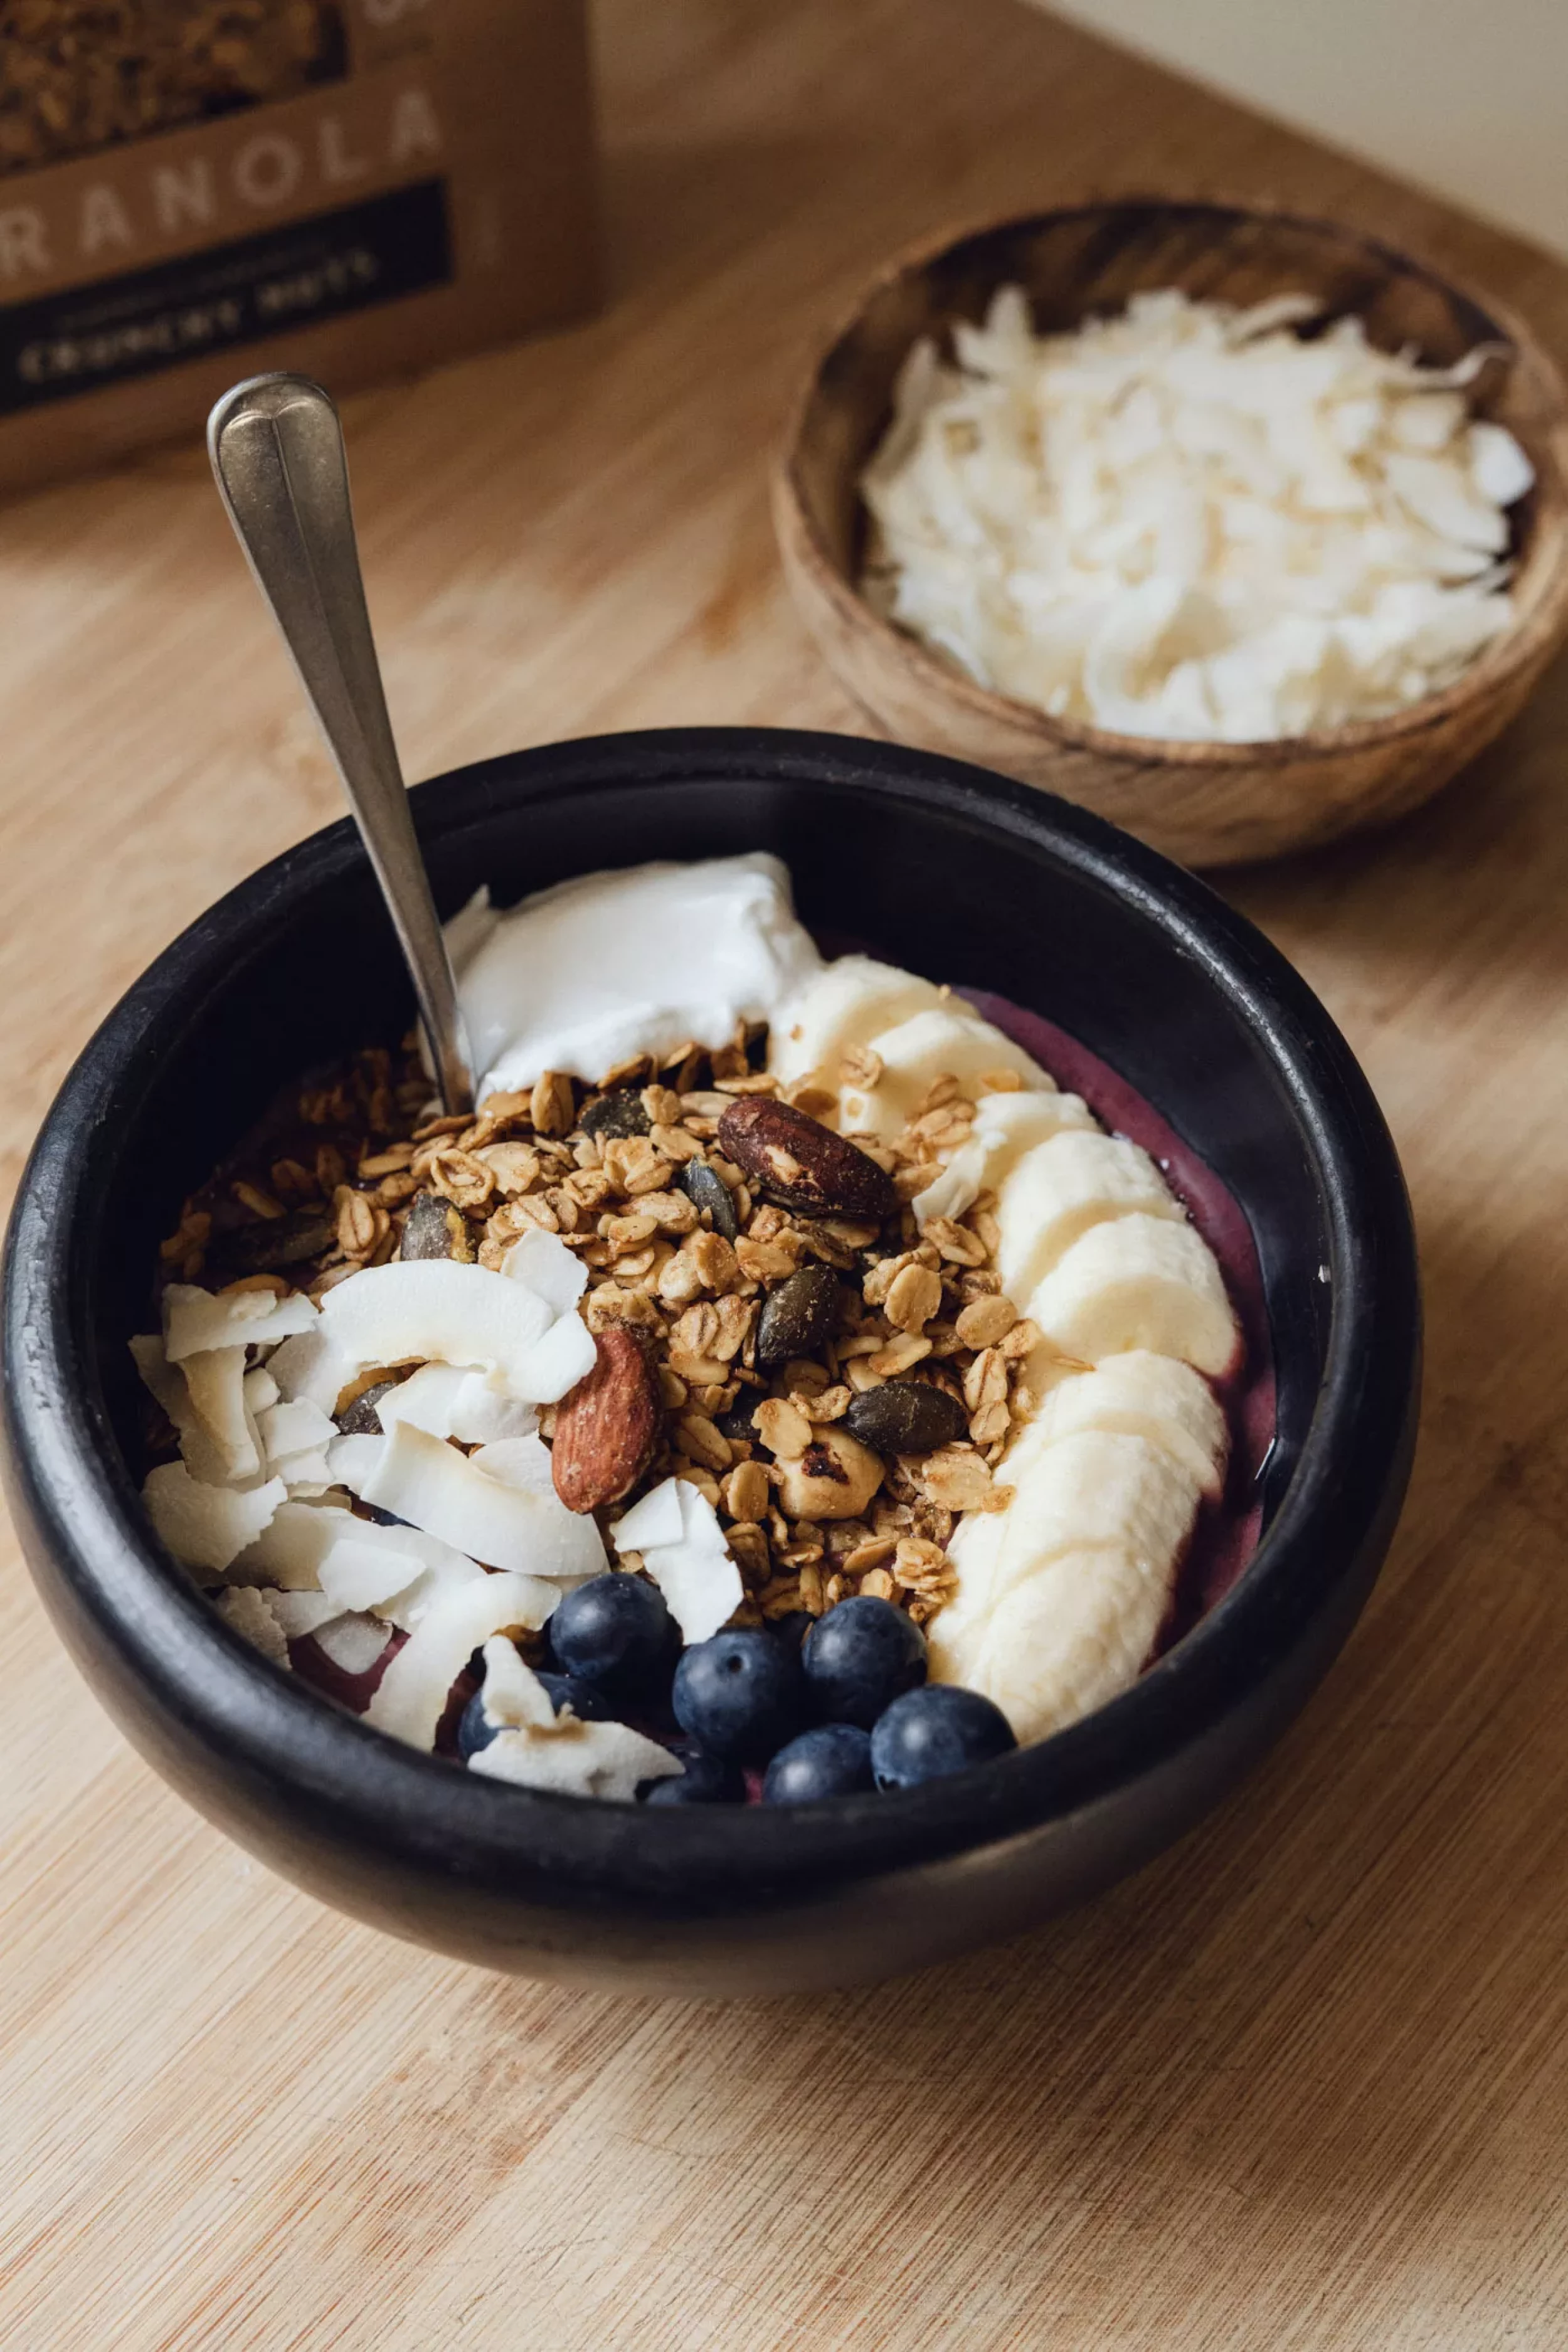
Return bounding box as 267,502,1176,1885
0,0,598,495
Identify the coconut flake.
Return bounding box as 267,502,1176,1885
229,1496,359,1587
323,1431,386,1493
177,1342,263,1486
861,284,1532,740
315,1534,433,1613
274,1449,336,1495
610,1478,686,1553
229,1497,501,1629
469,1718,682,1799
467,1432,559,1496
129,1333,236,1488
265,1587,344,1641
501,1224,588,1315
267,1324,354,1412
315,1613,396,1675
358,1420,607,1581
310,1522,504,1629
258,1397,338,1466
377,1361,539,1446
317,1256,591,1402
510,1310,596,1404
216,1584,291,1668
142,1462,287,1574
474,1634,558,1730
1470,418,1535,506
438,1372,543,1446
610,1476,743,1644
366,1569,556,1748
163,1282,317,1363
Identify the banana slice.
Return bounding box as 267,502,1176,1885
768,955,941,1088
913,1085,1097,1225
1002,1428,1203,1584
993,1130,1181,1303
931,1505,1012,1662
1009,1350,1229,1498
840,1005,1047,1136
950,1429,1204,1616
941,1547,1175,1745
1027,1212,1241,1377
931,1426,1204,1736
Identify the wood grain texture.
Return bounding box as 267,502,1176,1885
776,198,1568,866
3,1,1568,2343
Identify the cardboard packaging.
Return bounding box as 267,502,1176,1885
0,0,598,497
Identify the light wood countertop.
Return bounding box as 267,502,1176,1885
4,3,1567,2343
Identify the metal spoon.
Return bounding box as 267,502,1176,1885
207,373,475,1114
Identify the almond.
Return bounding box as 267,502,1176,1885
550,1323,660,1513
716,1097,896,1221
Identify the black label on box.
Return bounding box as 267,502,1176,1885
0,179,451,415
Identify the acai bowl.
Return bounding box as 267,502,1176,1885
1,728,1419,1994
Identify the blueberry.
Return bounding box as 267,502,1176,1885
641,1748,746,1804
672,1627,806,1763
870,1685,1016,1789
763,1723,873,1803
457,1688,498,1761
802,1596,926,1729
549,1572,676,1702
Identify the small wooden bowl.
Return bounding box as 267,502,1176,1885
774,199,1568,867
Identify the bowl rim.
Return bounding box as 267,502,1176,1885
1,727,1421,1912
775,192,1568,769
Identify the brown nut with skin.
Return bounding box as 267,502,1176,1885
716,1096,896,1221
772,1422,884,1520
549,1323,660,1513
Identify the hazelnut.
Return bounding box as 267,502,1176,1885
773,1424,884,1521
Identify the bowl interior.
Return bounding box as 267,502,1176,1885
790,198,1568,702
94,740,1335,1569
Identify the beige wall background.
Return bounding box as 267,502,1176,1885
1043,0,1568,259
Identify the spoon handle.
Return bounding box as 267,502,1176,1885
207,373,474,1115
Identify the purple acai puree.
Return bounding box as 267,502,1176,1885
963,988,1276,1648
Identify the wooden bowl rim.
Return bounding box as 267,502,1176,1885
776,192,1568,771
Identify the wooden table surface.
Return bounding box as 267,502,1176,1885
5,3,1568,2344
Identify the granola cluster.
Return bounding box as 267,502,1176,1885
1,1,343,176
157,1026,1047,1634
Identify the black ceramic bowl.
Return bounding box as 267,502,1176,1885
2,729,1419,1996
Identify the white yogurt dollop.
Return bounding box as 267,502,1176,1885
446,854,823,1099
